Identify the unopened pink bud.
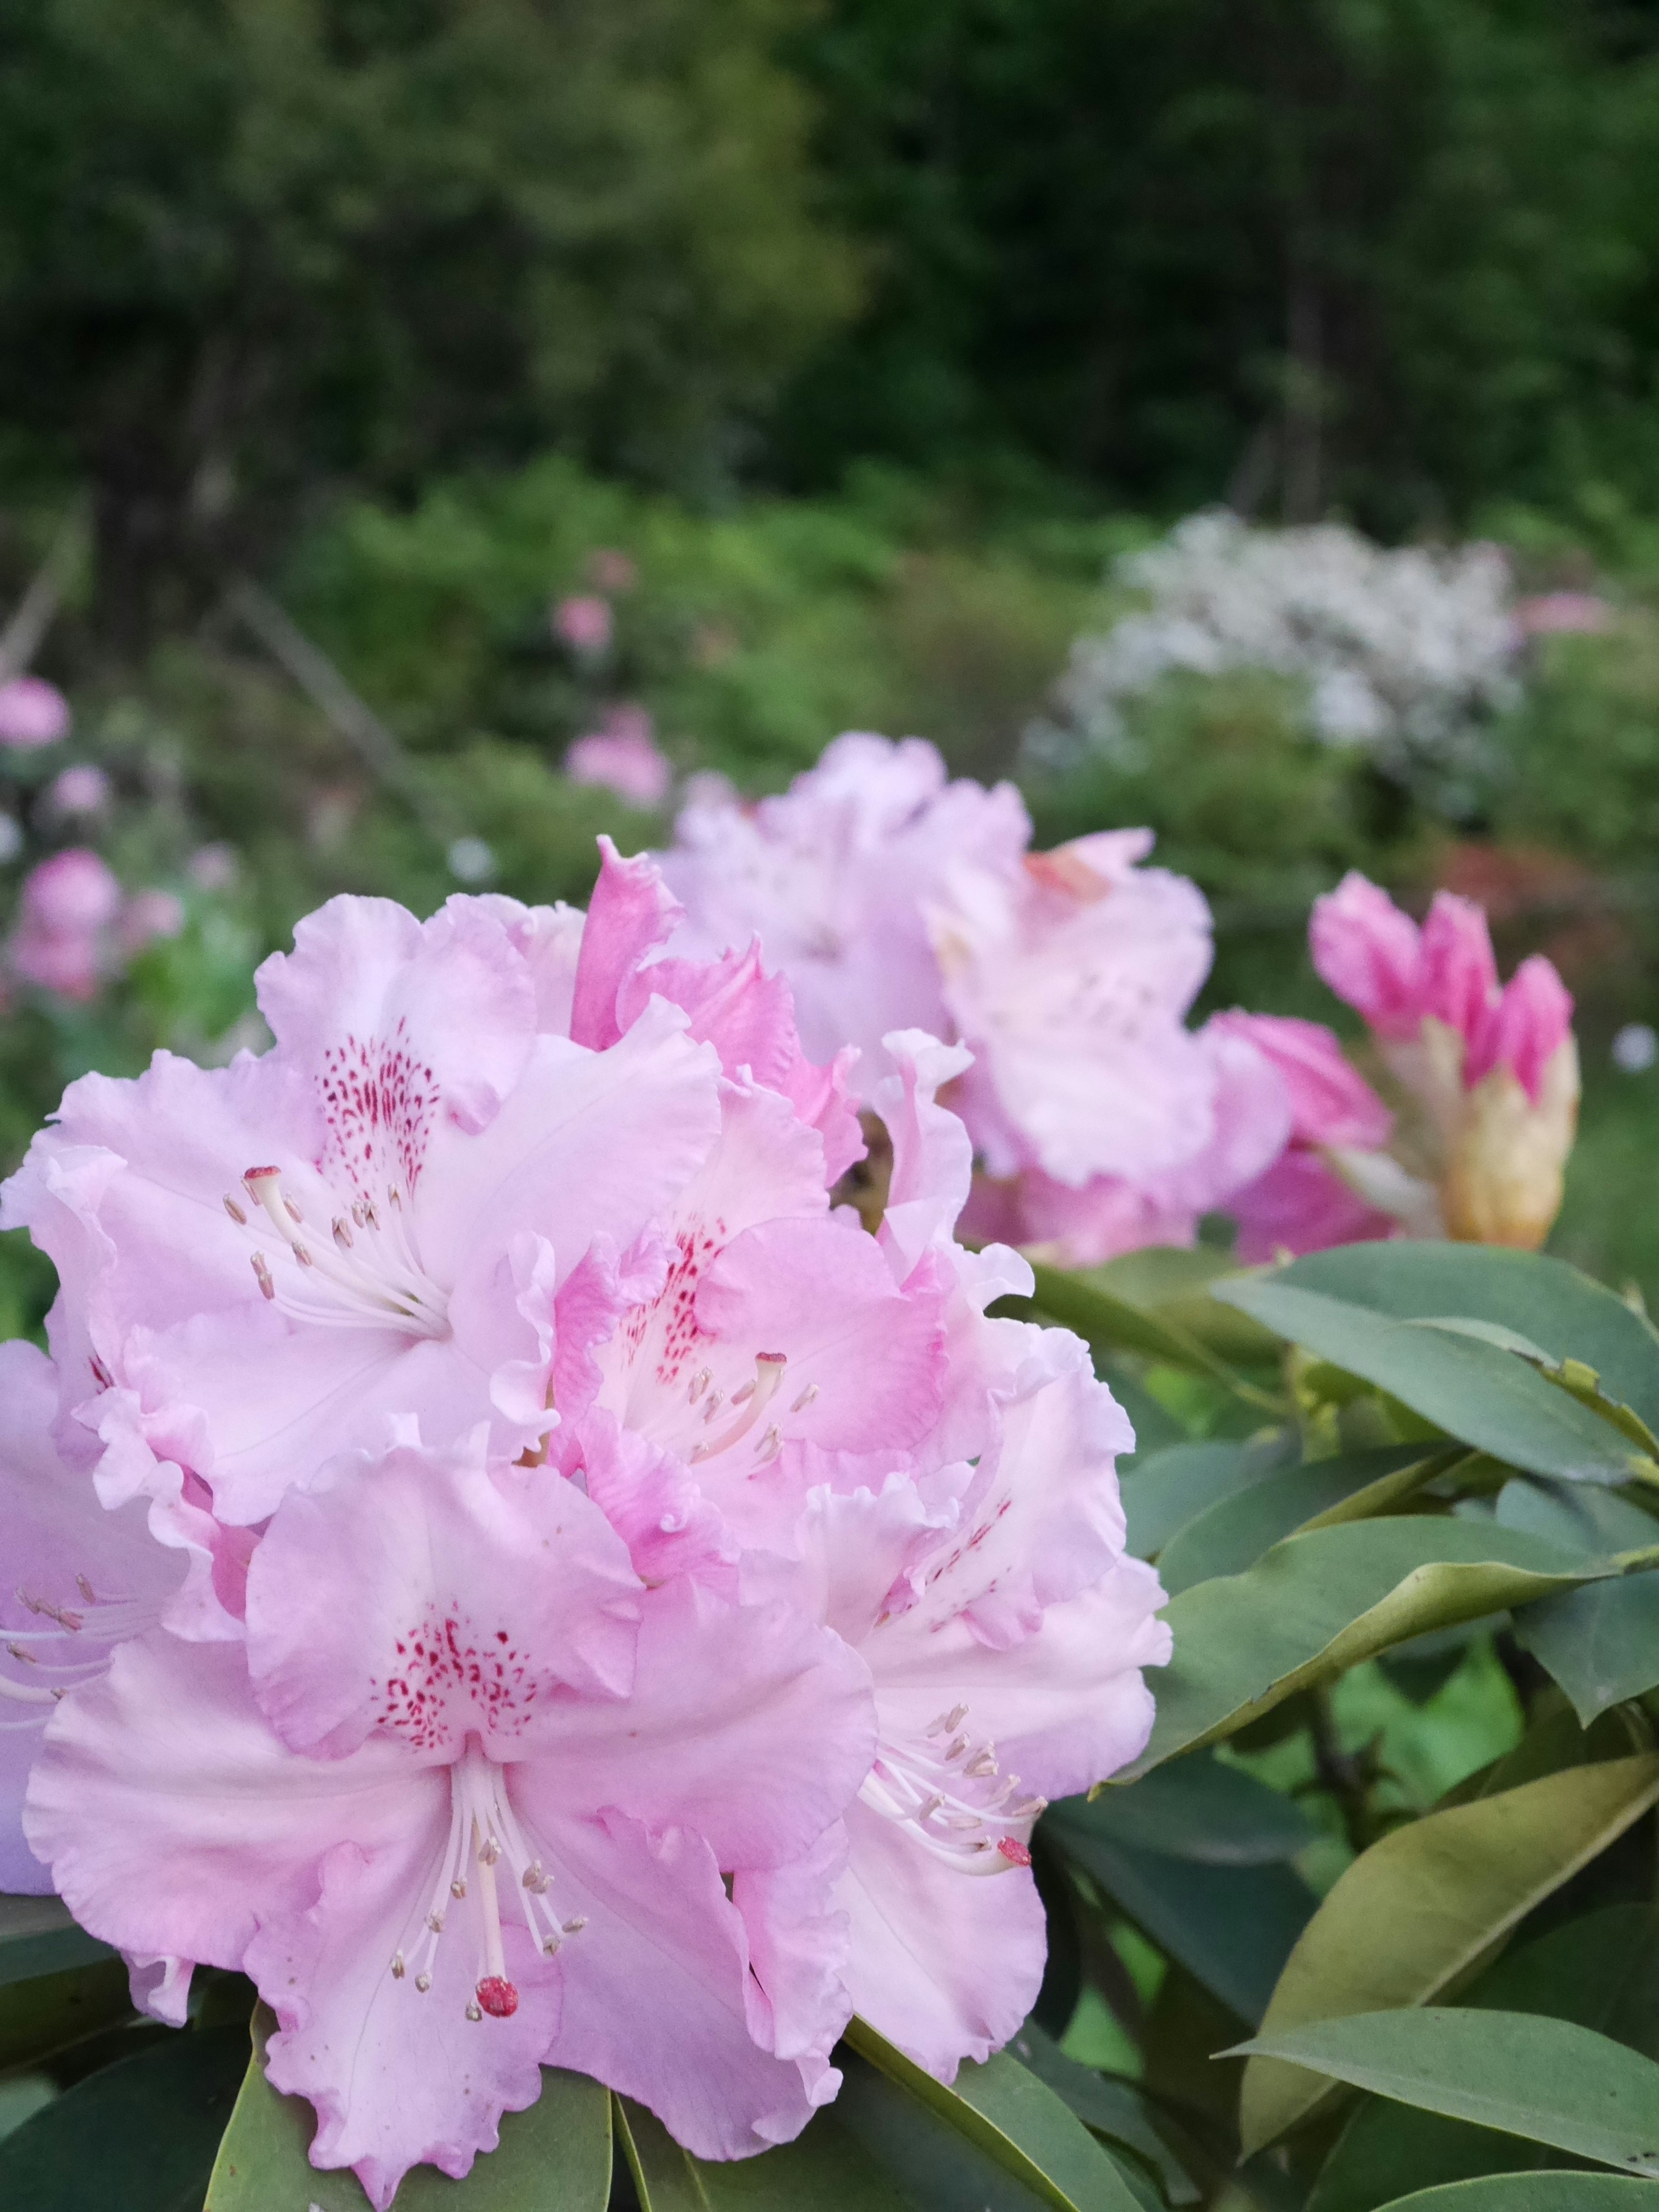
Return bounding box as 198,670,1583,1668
0,675,70,749
1418,891,1499,1043
1465,954,1574,1105
1309,872,1423,1040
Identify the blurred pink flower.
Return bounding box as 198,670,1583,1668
566,708,672,809
0,676,70,750
118,888,186,956
48,765,110,816
1515,592,1612,637
588,549,638,594
188,842,239,892
553,595,614,655
10,849,121,999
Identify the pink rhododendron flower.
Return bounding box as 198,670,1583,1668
0,674,70,748
1306,872,1579,1249
47,764,109,815
9,849,122,999
25,1433,875,2204
552,594,614,654
567,707,673,807
1515,591,1612,637
118,887,186,955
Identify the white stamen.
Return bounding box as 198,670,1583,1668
236,1165,450,1338
692,1354,788,1464
688,1369,712,1403
791,1383,819,1413
861,1704,1036,1876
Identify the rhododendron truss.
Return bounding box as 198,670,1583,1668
3,842,1168,2206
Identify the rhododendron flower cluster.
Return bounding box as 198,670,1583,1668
661,733,1294,1266
0,839,1167,2206
4,849,185,1003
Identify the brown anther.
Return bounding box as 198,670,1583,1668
252,1254,275,1300
222,1195,248,1225
76,1576,96,1604
293,1245,314,1268
283,1196,303,1224
333,1217,353,1251
7,1643,37,1664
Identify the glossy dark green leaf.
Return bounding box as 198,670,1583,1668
1308,1904,1659,2211
1234,2009,1659,2176
845,2017,1147,2212
1123,1518,1596,1775
1056,1748,1315,1866
0,1956,133,2072
205,2004,612,2209
0,2022,247,2212
1515,1567,1659,1724
1239,1755,1659,2151
1157,1446,1445,1594
835,2050,1065,2212
1119,1441,1257,1560
1045,1805,1315,2024
1371,2182,1659,2209
1099,1363,1189,1469
617,2091,916,2212
1258,1244,1659,1443
0,1892,114,1987
1006,2024,1198,2206
1214,1279,1654,1484
1494,1477,1659,1557
1028,1254,1281,1383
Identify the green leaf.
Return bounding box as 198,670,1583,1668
1156,1445,1447,1594
1214,1278,1655,1484
1027,1254,1281,1389
1121,1518,1597,1775
204,2003,612,2209
0,1892,114,1987
1254,1244,1659,1443
0,2022,247,2212
1234,2009,1659,2177
1238,1754,1659,2152
616,2091,918,2212
1044,1805,1315,2024
1494,1477,1659,1558
845,2016,1148,2212
1006,2024,1199,2206
0,1957,133,2072
1119,1440,1261,1560
1516,1567,1659,1724
1053,1749,1315,1866
1370,2182,1659,2209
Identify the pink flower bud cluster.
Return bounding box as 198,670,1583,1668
5,849,185,1003
0,841,1167,2206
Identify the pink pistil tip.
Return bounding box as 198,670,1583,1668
243,1165,281,1182
475,1976,519,2018
996,1837,1033,1867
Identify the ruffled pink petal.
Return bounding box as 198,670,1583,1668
1418,891,1500,1044
1466,953,1574,1104
526,1804,826,2158
573,1410,737,1590
255,894,537,1146
24,1633,431,1974
839,1796,1046,2078
538,1577,876,1872
872,1030,977,1278
251,1835,560,2212
569,838,682,1050
732,1823,853,2071
471,895,586,1035
1207,1011,1392,1150
245,1437,641,1760
1229,1148,1399,1261
1309,872,1424,1040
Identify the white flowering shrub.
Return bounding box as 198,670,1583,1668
1041,510,1521,771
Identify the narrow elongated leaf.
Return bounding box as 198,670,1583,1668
1239,1755,1659,2152
616,2098,711,2212
0,1957,133,2072
1028,1256,1281,1383
1007,2025,1198,2206
1122,1519,1595,1775
205,2004,612,2209
1157,1446,1444,1594
1235,2010,1659,2177
1045,1809,1315,2024
1516,1567,1659,1724
845,2017,1147,2212
1373,2183,1659,2209
1215,1279,1653,1484
1494,1477,1659,1557
0,1892,114,1987
0,2022,247,2211
1260,1243,1659,1442
1055,1750,1315,1866
835,2051,1071,2212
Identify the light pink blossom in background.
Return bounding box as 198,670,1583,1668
188,842,239,892
552,594,614,655
118,888,187,957
588,549,638,594
0,675,70,749
566,706,672,808
48,765,109,815
9,849,122,999
1514,591,1613,637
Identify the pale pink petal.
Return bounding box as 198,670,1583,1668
574,1410,737,1590
127,1954,193,2025
1309,872,1424,1040
732,1824,853,2070
1229,1148,1398,1261
872,1030,978,1278
245,1437,641,1760
1208,1010,1392,1149
839,1797,1046,2077
1419,891,1500,1042
252,1836,559,2212
569,837,682,1050
470,896,586,1035
1141,1020,1294,1216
